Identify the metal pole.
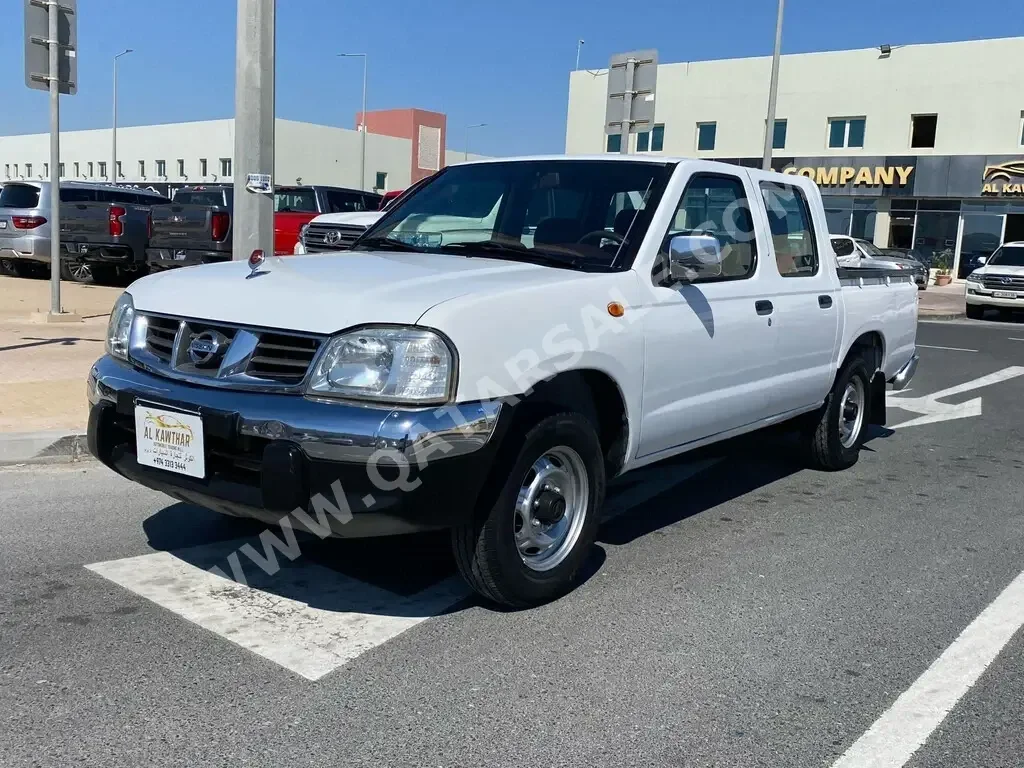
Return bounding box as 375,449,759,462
233,0,275,261
761,0,785,170
619,57,635,154
464,123,486,161
575,39,584,71
47,0,61,315
359,55,366,192
112,49,132,182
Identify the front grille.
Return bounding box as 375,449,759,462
246,332,322,384
134,313,325,391
980,274,1024,291
303,223,367,253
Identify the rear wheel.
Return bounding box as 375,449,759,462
0,258,16,277
452,412,604,608
10,260,44,278
965,303,985,320
804,356,871,471
60,260,94,284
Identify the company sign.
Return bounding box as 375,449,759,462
981,161,1024,195
783,165,914,187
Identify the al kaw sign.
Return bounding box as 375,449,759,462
783,165,914,187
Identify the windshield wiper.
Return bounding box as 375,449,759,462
438,241,582,270
352,236,424,253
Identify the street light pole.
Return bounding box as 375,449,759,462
338,53,367,191
465,123,486,161
761,0,784,170
112,49,133,182
575,39,585,70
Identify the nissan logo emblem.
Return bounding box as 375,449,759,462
188,330,228,366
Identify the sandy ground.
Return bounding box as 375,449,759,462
0,276,121,432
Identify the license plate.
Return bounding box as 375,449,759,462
174,250,187,260
78,244,88,254
993,291,1017,299
134,404,205,478
0,221,7,229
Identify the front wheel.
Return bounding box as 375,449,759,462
965,303,985,320
452,412,605,608
804,356,871,471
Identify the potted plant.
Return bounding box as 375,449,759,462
932,249,954,286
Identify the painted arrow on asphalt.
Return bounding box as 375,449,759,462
886,366,1024,429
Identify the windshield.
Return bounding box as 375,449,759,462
276,188,319,213
856,240,884,257
988,245,1024,267
174,189,227,207
357,160,672,270
0,183,41,209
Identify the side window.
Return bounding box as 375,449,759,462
659,173,757,282
325,190,368,213
831,237,855,258
58,188,97,203
760,182,819,277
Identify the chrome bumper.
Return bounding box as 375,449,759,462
889,352,919,391
87,354,501,463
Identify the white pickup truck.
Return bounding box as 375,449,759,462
87,155,919,607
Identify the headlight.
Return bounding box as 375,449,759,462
307,326,455,404
299,222,310,243
966,274,983,285
105,292,135,361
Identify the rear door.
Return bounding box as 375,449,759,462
59,188,108,246
636,164,779,458
750,175,841,413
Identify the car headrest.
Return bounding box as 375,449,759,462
534,217,582,246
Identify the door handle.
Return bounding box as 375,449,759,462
755,300,774,316
818,295,833,309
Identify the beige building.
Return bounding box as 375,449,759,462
567,37,1024,278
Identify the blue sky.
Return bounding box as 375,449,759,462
1,0,1021,156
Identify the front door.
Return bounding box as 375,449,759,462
636,167,778,460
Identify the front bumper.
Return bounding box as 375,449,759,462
966,285,1023,309
146,248,231,269
0,233,49,263
87,355,504,537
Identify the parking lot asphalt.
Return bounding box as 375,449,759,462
2,318,1023,768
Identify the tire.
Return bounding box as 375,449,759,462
0,258,15,277
804,356,871,471
965,304,985,320
89,264,120,286
10,260,44,278
60,260,94,284
452,412,605,608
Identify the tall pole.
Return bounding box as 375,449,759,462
619,56,635,155
338,53,368,191
233,0,275,261
575,39,584,70
761,0,784,171
112,49,132,183
47,0,61,315
465,123,486,161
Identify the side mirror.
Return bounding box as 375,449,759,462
977,256,988,265
668,234,723,281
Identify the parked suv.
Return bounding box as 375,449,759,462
0,181,169,284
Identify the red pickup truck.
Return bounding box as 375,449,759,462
274,186,382,255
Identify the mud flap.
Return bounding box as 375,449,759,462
869,372,887,425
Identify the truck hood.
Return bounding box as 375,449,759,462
308,211,384,226
127,251,579,334
970,264,1024,278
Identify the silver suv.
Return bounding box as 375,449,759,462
0,181,168,284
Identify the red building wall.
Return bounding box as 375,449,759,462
359,108,447,185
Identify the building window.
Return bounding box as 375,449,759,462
177,159,185,177
200,158,208,177
73,162,80,178
156,159,166,178
772,119,787,150
43,162,49,177
696,122,717,151
828,117,866,149
87,162,94,178
3,164,8,179
636,124,665,153
13,164,19,177
374,171,387,191
1019,110,1024,146
910,114,937,149
219,158,231,177
58,163,64,178
25,163,33,178
606,134,621,153
98,161,107,179
138,160,145,177
115,160,122,179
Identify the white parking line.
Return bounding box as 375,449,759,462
86,545,467,681
830,568,1024,768
917,344,978,352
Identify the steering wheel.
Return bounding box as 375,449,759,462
577,230,624,247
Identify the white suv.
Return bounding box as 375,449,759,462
964,242,1024,319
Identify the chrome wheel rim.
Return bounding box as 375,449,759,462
839,378,865,449
69,262,92,282
514,445,589,572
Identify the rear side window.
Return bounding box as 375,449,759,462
0,184,41,208
831,237,855,257
60,188,98,203
275,187,319,213
660,173,757,282
760,182,819,277
173,190,226,207
324,189,370,213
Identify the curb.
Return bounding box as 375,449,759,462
919,311,967,321
0,431,92,467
